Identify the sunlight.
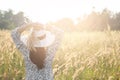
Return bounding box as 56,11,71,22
24,0,119,24
0,0,119,23
27,0,93,23
1,0,120,80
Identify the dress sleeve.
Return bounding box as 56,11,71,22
46,26,64,61
11,27,29,58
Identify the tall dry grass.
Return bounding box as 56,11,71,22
0,30,120,80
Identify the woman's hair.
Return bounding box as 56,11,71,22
26,27,46,69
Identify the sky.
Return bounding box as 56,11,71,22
0,0,120,24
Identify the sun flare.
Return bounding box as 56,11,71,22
0,0,119,23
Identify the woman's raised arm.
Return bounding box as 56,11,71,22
11,24,31,58
45,25,64,61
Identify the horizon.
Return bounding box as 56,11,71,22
0,0,120,24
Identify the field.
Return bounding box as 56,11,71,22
0,30,120,80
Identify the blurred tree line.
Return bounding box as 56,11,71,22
51,8,120,32
1,9,120,31
0,9,29,29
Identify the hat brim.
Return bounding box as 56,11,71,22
20,31,55,47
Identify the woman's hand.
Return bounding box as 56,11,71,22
17,22,45,34
17,23,34,33
32,23,44,30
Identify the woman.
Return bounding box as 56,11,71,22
11,23,63,80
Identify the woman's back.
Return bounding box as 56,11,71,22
11,24,63,80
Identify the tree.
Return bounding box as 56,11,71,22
110,12,120,30
0,9,30,29
54,18,75,32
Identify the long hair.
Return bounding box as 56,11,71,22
27,29,46,69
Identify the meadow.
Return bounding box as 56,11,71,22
0,30,120,80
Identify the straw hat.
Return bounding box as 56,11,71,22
21,27,55,47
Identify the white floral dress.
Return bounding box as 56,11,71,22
11,26,63,80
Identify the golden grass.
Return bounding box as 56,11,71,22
0,30,120,80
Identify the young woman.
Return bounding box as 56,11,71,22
11,23,63,80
